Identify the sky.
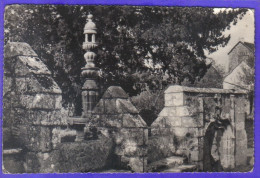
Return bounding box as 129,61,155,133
207,9,255,71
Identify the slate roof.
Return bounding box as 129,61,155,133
223,61,253,90
228,41,254,55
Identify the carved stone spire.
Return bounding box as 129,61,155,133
81,13,99,117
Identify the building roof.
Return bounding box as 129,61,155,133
223,61,253,91
227,41,254,55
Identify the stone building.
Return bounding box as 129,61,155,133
223,41,254,115
226,41,254,74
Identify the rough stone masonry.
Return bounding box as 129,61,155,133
151,85,249,171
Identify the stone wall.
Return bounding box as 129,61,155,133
151,85,249,171
3,42,70,173
90,86,148,172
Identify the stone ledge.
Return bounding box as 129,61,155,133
3,148,23,155
165,85,247,94
5,42,38,58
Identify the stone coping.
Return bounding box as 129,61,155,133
67,117,88,125
165,85,247,94
5,42,38,58
3,148,22,155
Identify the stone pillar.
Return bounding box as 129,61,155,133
81,14,99,117
234,95,248,166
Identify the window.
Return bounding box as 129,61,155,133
88,34,92,42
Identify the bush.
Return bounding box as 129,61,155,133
131,90,164,126
51,136,114,172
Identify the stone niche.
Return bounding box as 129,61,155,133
89,86,148,172
151,85,249,171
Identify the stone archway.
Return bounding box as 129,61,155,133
203,120,235,171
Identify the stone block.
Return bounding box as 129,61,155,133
24,152,40,173
236,130,247,141
235,96,247,113
165,116,182,127
151,117,165,127
104,99,117,114
118,128,146,146
5,42,38,58
173,127,189,138
14,59,31,76
3,153,25,173
122,114,146,128
190,150,200,161
36,152,54,173
117,144,147,157
235,112,246,123
143,129,149,145
3,76,12,96
106,118,122,127
52,127,77,148
54,95,62,109
158,106,192,117
235,144,247,166
102,86,128,99
17,56,51,75
117,99,139,114
129,157,146,172
20,94,61,109
100,115,122,127
181,116,202,128
236,122,245,131
198,145,204,162
165,92,184,106
29,110,67,126
93,99,105,114
24,125,52,152
15,75,61,95
150,127,173,136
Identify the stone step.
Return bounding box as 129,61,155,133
161,164,197,172
147,156,186,172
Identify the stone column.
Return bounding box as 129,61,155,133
81,14,99,118
234,95,248,166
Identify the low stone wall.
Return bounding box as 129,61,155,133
151,85,249,171
89,86,148,172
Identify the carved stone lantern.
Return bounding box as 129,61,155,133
81,13,99,118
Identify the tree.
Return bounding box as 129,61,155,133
4,5,247,115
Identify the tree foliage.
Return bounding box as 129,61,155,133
4,5,247,115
